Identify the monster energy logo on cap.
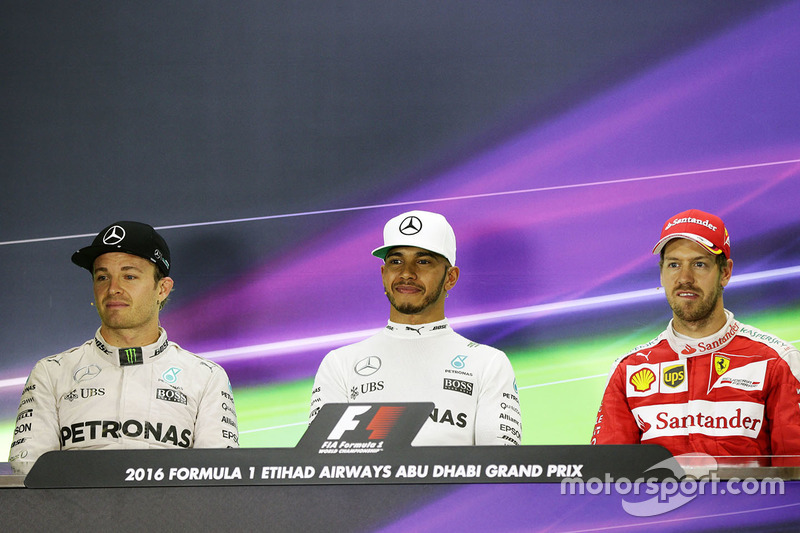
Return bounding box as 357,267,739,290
119,347,144,366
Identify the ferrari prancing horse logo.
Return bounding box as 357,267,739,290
714,355,730,376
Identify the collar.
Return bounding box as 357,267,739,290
383,318,451,339
92,328,171,366
666,309,740,358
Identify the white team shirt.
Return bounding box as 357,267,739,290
309,319,522,445
9,328,238,474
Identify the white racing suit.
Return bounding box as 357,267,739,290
9,328,238,474
310,319,522,445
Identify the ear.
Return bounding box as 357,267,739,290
444,266,460,291
720,259,733,287
158,276,174,301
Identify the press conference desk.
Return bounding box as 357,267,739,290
4,404,799,531
3,449,800,532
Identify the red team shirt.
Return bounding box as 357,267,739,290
592,311,800,465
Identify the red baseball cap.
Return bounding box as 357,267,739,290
652,209,730,259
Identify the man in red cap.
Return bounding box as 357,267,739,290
592,209,800,465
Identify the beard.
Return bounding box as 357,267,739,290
385,270,447,316
666,281,724,325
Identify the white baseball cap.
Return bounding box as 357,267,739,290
372,210,457,265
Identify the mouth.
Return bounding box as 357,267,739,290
393,283,423,295
103,300,129,309
674,289,699,300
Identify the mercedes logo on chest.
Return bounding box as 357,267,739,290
355,356,382,376
399,216,422,235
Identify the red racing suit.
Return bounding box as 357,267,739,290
9,328,238,474
592,311,800,465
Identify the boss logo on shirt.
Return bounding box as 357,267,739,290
156,388,188,405
443,378,474,396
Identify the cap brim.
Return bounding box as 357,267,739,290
71,245,116,271
652,234,722,256
371,245,393,260
71,245,164,273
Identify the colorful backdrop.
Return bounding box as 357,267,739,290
2,1,799,458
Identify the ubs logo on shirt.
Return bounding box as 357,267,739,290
350,381,385,400
63,388,106,401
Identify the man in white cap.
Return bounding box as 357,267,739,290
9,221,238,475
309,210,521,445
592,209,800,465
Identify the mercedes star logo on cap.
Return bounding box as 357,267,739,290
102,225,126,245
354,356,382,376
399,216,422,235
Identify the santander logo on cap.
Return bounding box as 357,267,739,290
652,209,730,258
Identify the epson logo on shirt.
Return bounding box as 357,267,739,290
443,378,474,396
156,388,188,405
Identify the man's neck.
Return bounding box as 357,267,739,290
100,325,161,348
388,309,445,325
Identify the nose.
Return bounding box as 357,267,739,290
399,262,417,279
106,276,123,295
675,264,694,285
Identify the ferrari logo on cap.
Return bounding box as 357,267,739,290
399,216,422,235
103,225,126,245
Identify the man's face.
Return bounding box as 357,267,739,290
92,252,171,336
381,246,458,323
660,239,731,326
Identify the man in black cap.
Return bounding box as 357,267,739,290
9,221,238,475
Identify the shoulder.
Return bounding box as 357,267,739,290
462,338,507,358
322,331,385,359
34,339,93,368
448,330,511,365
166,342,228,373
733,322,798,355
612,332,672,369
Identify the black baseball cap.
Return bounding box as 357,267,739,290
71,221,171,276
